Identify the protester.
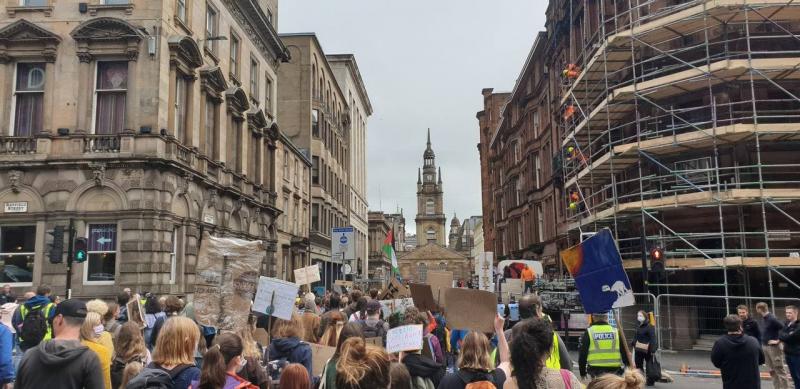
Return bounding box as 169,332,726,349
348,296,369,322
111,322,151,389
343,290,363,318
711,314,764,389
319,310,346,347
0,285,15,305
335,337,391,389
359,300,389,345
301,296,322,344
632,310,657,386
404,307,444,365
579,313,629,379
438,314,510,389
521,265,536,294
16,299,104,388
586,370,646,389
13,285,56,351
390,362,413,389
85,299,116,355
756,302,791,389
103,302,122,339
267,312,312,380
369,288,380,301
506,294,571,370
278,363,311,389
143,293,165,348
318,293,343,339
400,322,445,387
738,305,762,343
236,326,270,389
193,332,259,389
116,291,131,324
148,316,202,389
149,295,184,349
80,311,113,389
507,317,581,389
779,305,800,389
0,317,13,387
321,322,364,389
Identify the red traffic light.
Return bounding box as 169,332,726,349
649,246,665,272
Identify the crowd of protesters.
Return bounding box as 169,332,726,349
0,282,794,389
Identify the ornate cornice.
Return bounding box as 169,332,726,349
219,0,290,64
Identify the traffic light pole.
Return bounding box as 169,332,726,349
66,218,74,299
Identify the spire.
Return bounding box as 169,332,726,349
438,167,442,183
424,129,435,160
427,128,431,147
417,168,422,184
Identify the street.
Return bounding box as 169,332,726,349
665,376,773,389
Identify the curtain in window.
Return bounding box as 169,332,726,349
96,62,128,134
14,63,45,136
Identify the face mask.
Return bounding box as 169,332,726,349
94,325,105,336
237,357,247,373
637,314,646,323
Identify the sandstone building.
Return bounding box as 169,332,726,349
275,134,311,283
0,0,289,297
415,130,446,246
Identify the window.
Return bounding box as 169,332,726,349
21,0,47,5
267,9,273,24
204,99,217,157
312,109,319,138
94,61,127,134
513,140,520,163
229,34,240,78
282,195,290,230
294,160,300,186
205,3,218,54
533,110,540,137
417,263,427,283
283,151,289,180
249,58,259,101
86,224,117,284
534,154,542,188
293,200,299,234
0,226,35,284
439,262,447,271
426,227,435,242
102,0,129,4
312,204,319,231
12,63,45,137
536,205,545,242
312,156,320,185
176,0,187,23
169,228,179,284
265,75,273,112
174,76,188,143
425,199,435,215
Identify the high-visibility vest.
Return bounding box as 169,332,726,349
586,324,622,368
545,332,561,369
19,302,55,342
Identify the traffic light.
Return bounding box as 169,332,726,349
74,237,88,263
649,246,665,273
47,226,65,264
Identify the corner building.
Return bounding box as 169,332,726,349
0,0,289,296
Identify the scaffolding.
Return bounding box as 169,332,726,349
555,0,800,302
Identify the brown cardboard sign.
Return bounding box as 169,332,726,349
310,343,336,376
365,337,383,347
426,270,453,307
444,288,496,333
126,294,145,329
380,277,410,300
409,283,437,312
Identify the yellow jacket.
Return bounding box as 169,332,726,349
83,339,112,389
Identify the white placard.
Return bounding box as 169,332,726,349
294,264,321,285
475,252,495,292
331,226,355,262
378,298,415,319
3,202,27,213
253,276,299,320
386,324,423,353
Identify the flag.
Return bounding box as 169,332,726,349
383,229,399,275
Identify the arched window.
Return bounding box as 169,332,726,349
439,261,447,271
418,262,427,283
427,227,436,242
426,199,435,215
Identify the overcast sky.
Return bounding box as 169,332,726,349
279,1,546,234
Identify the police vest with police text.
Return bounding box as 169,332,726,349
586,324,622,368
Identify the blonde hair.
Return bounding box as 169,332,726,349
458,331,493,371
272,312,304,339
152,316,200,366
80,312,103,341
336,337,391,389
116,322,148,363
120,361,144,388
301,311,321,343
86,299,109,317
587,370,645,389
235,326,262,361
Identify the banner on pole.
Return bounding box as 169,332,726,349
294,264,321,285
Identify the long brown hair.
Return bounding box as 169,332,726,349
335,337,391,389
152,317,200,366
278,363,310,389
115,322,148,363
199,333,244,389
459,331,493,371
300,312,321,343
272,313,304,339
320,311,345,347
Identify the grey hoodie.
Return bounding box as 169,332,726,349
16,339,104,389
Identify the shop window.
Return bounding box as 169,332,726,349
85,224,117,283
0,226,35,284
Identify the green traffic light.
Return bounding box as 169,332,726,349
76,250,86,262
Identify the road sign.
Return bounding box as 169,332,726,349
331,226,355,263
342,263,352,275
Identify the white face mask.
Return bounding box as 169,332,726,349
637,314,646,323
236,356,247,373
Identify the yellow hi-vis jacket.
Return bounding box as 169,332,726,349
586,324,622,368
545,332,561,369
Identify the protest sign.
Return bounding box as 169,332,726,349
334,279,353,287
380,277,410,300
195,233,264,330
253,328,270,346
475,252,495,292
365,337,383,347
126,294,145,329
409,283,436,312
309,343,336,376
253,276,299,320
426,270,453,307
379,298,415,318
444,288,496,333
560,228,634,313
294,264,321,286
386,324,424,353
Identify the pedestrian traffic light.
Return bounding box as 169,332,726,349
650,246,665,273
47,226,65,264
74,237,88,263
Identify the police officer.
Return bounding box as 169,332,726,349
579,312,630,379
503,294,572,371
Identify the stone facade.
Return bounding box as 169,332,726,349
397,243,470,284
275,133,311,282
328,54,371,280
415,130,446,246
277,34,350,287
384,211,406,253
0,0,290,297
476,89,509,255
367,211,390,284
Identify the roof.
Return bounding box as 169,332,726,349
279,33,348,106
326,54,373,115
398,243,468,261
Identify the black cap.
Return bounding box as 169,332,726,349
54,299,88,319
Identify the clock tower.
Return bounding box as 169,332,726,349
415,129,447,246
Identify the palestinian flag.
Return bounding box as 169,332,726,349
383,229,399,275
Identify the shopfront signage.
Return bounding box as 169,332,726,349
3,202,27,213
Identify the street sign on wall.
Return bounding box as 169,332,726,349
331,226,355,263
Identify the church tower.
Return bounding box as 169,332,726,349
416,129,447,246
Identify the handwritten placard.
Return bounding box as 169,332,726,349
294,264,321,285
378,298,415,318
386,324,424,353
253,276,299,320
310,343,336,376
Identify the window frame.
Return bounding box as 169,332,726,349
264,74,273,113
174,74,188,143
169,227,180,284
204,2,219,55
0,225,36,287
92,60,128,135
19,0,48,5
83,223,118,286
229,32,241,80
249,56,259,103
176,0,187,24
10,61,46,137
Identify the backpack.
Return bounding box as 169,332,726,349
411,376,435,389
266,357,290,382
20,303,52,348
458,370,496,389
359,320,387,340
126,363,193,389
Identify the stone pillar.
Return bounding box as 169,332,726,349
198,92,208,153
167,64,176,137
125,57,138,133
185,76,195,146
41,61,56,134
0,60,9,133
76,54,91,133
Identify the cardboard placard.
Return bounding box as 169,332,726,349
126,294,145,329
378,298,415,319
444,288,496,333
253,328,270,347
365,337,383,347
309,343,336,377
386,324,424,353
379,277,410,300
253,276,299,320
409,283,436,312
427,270,453,307
334,280,353,287
294,264,321,286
